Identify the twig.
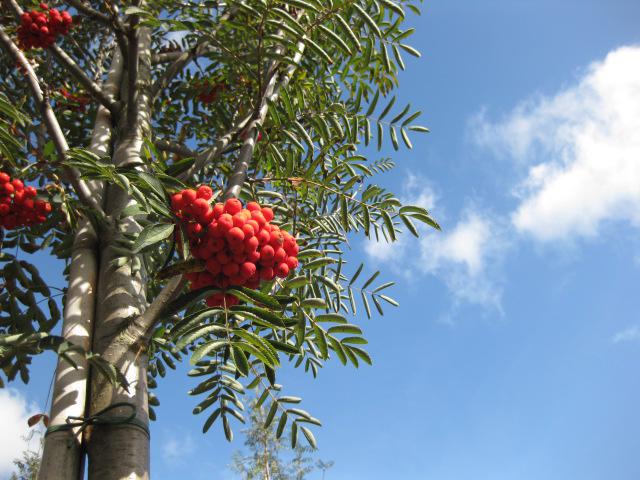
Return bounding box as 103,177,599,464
49,44,121,115
64,0,112,24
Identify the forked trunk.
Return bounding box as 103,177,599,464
85,26,153,479
38,50,123,480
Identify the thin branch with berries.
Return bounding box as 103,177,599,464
0,25,105,217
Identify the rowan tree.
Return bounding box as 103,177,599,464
0,1,437,479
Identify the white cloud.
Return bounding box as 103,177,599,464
473,45,640,242
418,211,506,311
611,326,640,344
0,389,39,476
162,431,195,466
365,178,506,313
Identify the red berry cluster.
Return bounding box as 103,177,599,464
17,4,73,50
0,172,52,230
195,81,226,104
59,88,90,112
171,186,300,308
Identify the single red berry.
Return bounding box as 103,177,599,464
213,203,224,218
241,223,255,238
251,210,266,227
274,247,287,263
275,262,290,278
240,262,256,278
247,251,260,263
181,189,197,206
232,212,246,228
224,198,242,215
196,185,213,200
260,244,275,260
217,213,234,232
170,193,182,211
261,207,274,222
222,262,240,277
286,256,299,269
191,197,210,217
216,251,231,265
260,267,275,280
226,226,245,244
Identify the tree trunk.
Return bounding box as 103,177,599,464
85,26,153,480
38,220,98,480
38,50,123,480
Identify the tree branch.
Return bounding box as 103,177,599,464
0,26,105,216
223,39,307,199
64,0,111,24
154,139,196,159
4,0,121,115
126,275,187,343
65,0,129,56
176,112,252,182
49,44,121,115
150,6,236,99
126,15,141,130
152,50,186,64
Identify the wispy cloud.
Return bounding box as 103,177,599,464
0,389,39,477
162,430,195,466
365,176,508,314
611,326,640,344
472,45,640,242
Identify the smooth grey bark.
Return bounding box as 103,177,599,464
39,51,124,480
86,25,155,480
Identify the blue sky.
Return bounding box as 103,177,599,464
2,1,640,479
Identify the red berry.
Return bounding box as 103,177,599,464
216,251,231,265
260,267,275,280
232,212,246,228
39,3,49,10
213,203,224,218
260,245,275,260
196,185,213,200
242,223,255,238
251,210,266,226
257,229,270,246
274,247,287,263
191,197,210,217
269,230,284,247
222,262,240,277
181,189,197,206
247,250,260,263
261,207,274,222
187,223,203,236
240,262,256,278
217,213,234,232
246,201,260,212
226,227,245,244
286,256,299,269
275,262,290,278
171,193,182,211
224,198,242,215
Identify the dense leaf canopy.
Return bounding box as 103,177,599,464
0,0,436,446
